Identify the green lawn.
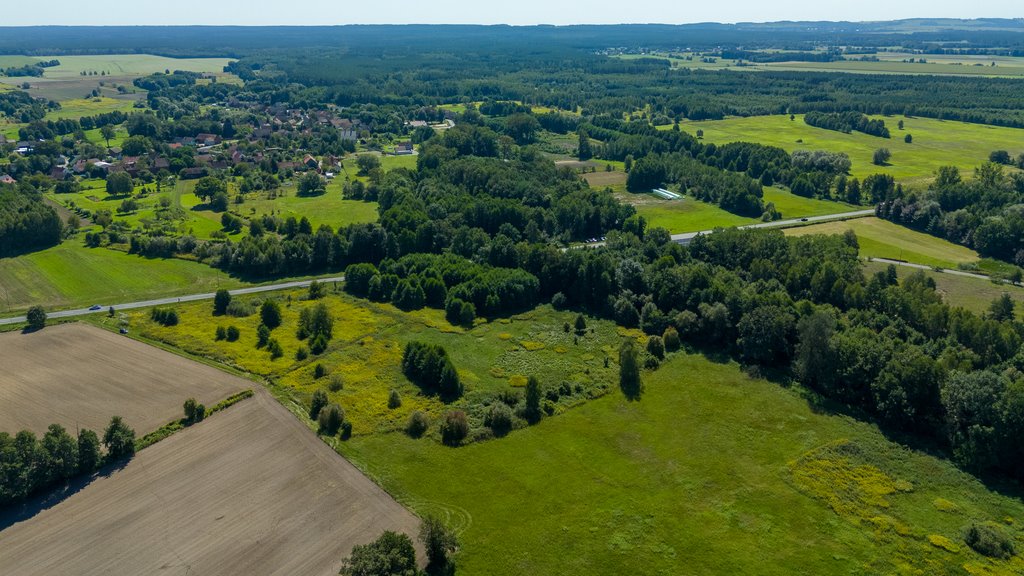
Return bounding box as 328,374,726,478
631,188,856,234
338,351,1024,575
863,261,1024,319
241,185,379,232
44,97,137,120
0,240,240,314
672,114,1024,188
785,217,981,269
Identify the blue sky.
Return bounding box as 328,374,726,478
4,1,1022,26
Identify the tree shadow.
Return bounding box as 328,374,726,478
0,458,129,532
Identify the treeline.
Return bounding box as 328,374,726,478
804,111,890,138
627,153,765,216
17,110,131,141
0,91,57,124
0,417,135,508
0,183,63,257
878,163,1024,265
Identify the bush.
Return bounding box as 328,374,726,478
339,530,417,576
388,389,402,409
215,326,227,341
551,292,568,310
419,515,458,571
225,325,240,341
184,397,199,422
328,374,344,392
313,363,327,379
213,288,231,315
406,410,429,438
102,416,135,460
309,333,329,355
256,324,270,347
309,389,328,419
260,300,282,329
486,402,514,437
150,307,179,326
523,376,542,424
872,147,891,166
225,299,254,317
646,335,665,359
440,410,469,446
25,305,46,330
267,338,283,359
295,346,309,361
317,403,345,436
963,522,1015,559
663,327,681,352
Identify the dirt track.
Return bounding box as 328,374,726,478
0,388,423,575
0,323,249,435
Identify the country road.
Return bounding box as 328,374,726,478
669,208,876,245
0,276,345,326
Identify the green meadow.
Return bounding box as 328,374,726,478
339,350,1024,576
0,240,239,313
630,187,857,234
863,261,1024,319
0,54,233,80
785,217,981,270
672,114,1024,187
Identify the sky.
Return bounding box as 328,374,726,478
3,1,1022,26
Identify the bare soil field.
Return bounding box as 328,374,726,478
0,323,249,435
0,388,423,575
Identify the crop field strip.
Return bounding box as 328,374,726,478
0,387,423,576
0,323,249,434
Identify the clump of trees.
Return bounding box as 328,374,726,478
0,416,135,507
401,342,463,399
297,302,333,354
0,184,63,257
150,307,179,326
805,111,890,138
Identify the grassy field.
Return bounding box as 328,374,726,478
785,217,981,269
242,182,379,232
128,293,635,438
615,52,1024,78
0,240,240,314
672,114,1024,188
863,261,1024,319
628,187,856,233
43,96,137,120
338,351,1024,575
0,323,249,435
0,54,233,80
0,387,422,575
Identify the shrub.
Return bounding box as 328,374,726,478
486,402,514,437
102,416,135,460
574,313,587,334
295,346,309,361
388,389,402,409
646,335,665,359
260,300,282,329
663,327,681,352
213,288,231,315
267,338,283,359
406,411,429,438
339,530,417,576
150,307,179,326
183,397,199,422
402,341,463,398
26,305,46,330
872,147,891,166
225,325,240,341
419,515,458,571
256,324,270,347
215,326,227,341
317,403,345,436
523,376,542,423
440,410,469,446
313,363,327,379
309,333,329,355
225,299,254,317
307,279,325,299
551,292,568,310
328,374,344,392
963,522,1015,559
309,389,328,420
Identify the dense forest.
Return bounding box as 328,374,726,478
0,183,63,257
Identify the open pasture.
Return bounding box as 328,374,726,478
0,239,241,314
340,351,1024,575
627,187,855,233
674,114,1024,187
0,388,423,576
785,216,981,269
0,323,249,435
863,261,1024,319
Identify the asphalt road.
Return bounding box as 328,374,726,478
0,276,345,326
669,209,876,245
